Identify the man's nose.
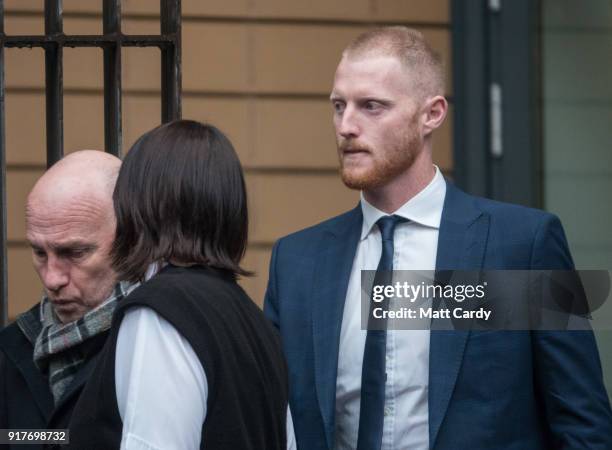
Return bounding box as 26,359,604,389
337,106,360,139
41,257,69,293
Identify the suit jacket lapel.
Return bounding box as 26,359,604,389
311,206,362,450
429,181,489,448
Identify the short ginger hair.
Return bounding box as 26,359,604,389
343,26,445,98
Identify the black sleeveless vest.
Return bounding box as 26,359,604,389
65,265,288,450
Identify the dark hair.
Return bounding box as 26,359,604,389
111,120,251,282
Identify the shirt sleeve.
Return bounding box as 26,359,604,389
286,405,297,450
115,307,208,450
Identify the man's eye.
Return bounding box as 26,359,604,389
32,249,46,259
58,248,91,260
332,101,345,114
68,249,88,259
364,101,382,111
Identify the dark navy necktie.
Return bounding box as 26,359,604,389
356,215,406,450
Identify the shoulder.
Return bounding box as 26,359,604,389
0,321,21,344
479,197,562,239
0,324,19,366
273,206,361,254
449,184,572,268
0,321,30,355
117,307,204,368
0,302,39,345
477,195,556,224
123,266,234,304
476,196,566,252
0,322,35,390
449,182,562,234
116,266,264,333
118,307,205,365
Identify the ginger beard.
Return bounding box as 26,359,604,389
337,111,423,191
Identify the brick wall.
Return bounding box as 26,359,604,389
3,0,451,317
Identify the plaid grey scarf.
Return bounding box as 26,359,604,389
16,282,137,404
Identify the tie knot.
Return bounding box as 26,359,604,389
376,215,406,241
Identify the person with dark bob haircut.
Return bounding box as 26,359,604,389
112,119,250,283
65,120,296,450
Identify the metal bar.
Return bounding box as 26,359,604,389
0,0,9,326
44,0,63,167
486,0,503,200
103,0,122,156
160,0,181,122
489,83,503,158
5,35,174,48
451,0,489,196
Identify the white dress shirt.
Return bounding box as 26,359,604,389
116,307,208,450
335,166,446,450
115,278,297,450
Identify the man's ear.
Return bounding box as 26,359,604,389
422,95,448,137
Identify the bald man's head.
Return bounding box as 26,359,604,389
26,150,122,323
27,150,120,219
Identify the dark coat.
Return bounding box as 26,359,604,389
0,308,107,450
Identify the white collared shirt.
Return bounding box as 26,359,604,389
335,166,446,450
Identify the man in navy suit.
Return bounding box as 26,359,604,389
264,27,612,449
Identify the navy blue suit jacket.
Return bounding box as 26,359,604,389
264,181,612,450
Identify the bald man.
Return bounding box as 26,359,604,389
0,150,134,442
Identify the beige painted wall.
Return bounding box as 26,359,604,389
3,0,452,319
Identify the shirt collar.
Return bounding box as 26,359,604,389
360,165,446,240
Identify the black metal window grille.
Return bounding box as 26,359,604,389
0,0,182,325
